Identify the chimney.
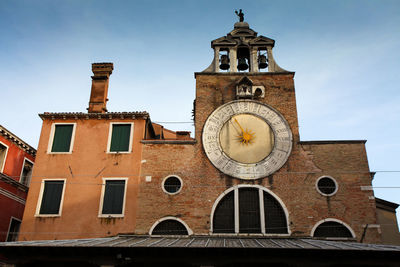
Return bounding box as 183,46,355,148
88,63,114,113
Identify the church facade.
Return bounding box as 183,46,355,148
18,20,381,244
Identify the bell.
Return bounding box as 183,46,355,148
258,55,268,69
219,55,230,70
237,57,248,71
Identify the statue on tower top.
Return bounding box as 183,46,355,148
235,9,244,22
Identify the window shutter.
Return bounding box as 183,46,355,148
40,181,64,214
110,124,131,152
213,191,235,233
52,125,73,152
263,192,288,234
239,188,261,233
102,180,125,214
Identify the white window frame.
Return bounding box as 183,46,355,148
19,157,34,186
149,216,193,235
106,122,134,154
47,123,77,154
161,175,183,195
35,179,66,217
98,177,128,218
0,141,9,173
315,175,339,196
311,218,356,239
210,184,291,236
6,216,21,242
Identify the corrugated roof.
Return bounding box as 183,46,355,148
2,235,400,251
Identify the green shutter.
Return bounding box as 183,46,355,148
40,181,64,214
102,180,125,214
110,124,131,152
51,125,73,152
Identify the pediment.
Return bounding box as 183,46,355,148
211,37,237,46
249,36,275,46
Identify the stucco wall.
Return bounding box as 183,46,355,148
19,118,146,240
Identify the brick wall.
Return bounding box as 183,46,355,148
135,73,381,243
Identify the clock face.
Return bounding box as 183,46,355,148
202,100,292,180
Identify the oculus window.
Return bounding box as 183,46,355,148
212,186,288,234
49,124,75,153
37,180,65,216
316,176,338,196
99,179,127,217
162,175,182,194
108,123,133,152
313,221,354,238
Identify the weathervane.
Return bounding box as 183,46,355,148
235,9,244,22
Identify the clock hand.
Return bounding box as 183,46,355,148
234,118,245,133
229,118,242,135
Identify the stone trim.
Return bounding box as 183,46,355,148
0,188,26,204
39,112,149,121
0,172,28,192
0,125,36,157
299,140,367,145
195,72,295,78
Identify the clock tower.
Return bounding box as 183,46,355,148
134,16,379,242
196,19,298,180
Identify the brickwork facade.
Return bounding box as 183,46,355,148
134,73,380,243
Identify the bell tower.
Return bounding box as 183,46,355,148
195,15,300,146
203,19,288,73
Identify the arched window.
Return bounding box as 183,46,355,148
312,219,355,238
150,217,192,235
212,186,289,234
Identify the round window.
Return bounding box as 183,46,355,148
316,176,338,196
162,176,182,195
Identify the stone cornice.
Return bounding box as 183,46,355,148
299,140,367,145
0,125,36,157
194,72,295,78
0,172,29,192
39,112,150,121
376,197,399,212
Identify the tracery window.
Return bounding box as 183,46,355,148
212,186,288,234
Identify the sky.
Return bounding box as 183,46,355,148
1,1,400,220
